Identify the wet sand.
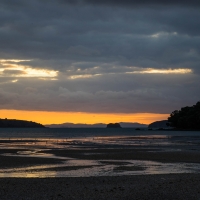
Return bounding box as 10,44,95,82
0,174,200,199
41,148,200,163
0,137,200,173
0,147,200,169
0,155,63,168
0,137,200,199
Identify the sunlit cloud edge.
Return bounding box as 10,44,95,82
126,68,192,74
0,59,58,78
68,68,192,79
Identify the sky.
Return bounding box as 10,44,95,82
0,0,200,124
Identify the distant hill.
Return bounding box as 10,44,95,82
46,122,148,128
46,123,106,128
0,119,45,128
107,123,121,128
148,120,169,129
119,122,147,128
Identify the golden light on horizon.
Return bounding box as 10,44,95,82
0,110,169,125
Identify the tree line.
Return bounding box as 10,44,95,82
168,101,200,130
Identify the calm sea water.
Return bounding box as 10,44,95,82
0,128,199,139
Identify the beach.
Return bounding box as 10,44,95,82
0,131,200,199
0,144,199,199
0,174,200,199
0,135,200,176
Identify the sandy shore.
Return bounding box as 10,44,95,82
0,138,200,199
41,148,200,163
0,147,200,169
0,174,199,200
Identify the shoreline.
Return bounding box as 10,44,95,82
0,135,200,199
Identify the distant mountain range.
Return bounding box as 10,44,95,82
0,118,170,129
45,122,148,128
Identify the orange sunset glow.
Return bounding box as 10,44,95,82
0,110,169,125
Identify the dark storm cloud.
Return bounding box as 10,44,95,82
60,0,200,7
0,0,199,114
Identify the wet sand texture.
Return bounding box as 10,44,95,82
0,174,200,200
42,148,200,163
0,155,63,168
1,148,200,170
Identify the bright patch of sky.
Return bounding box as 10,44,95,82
68,68,192,79
0,60,58,78
126,68,192,74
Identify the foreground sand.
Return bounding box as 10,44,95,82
0,174,200,200
0,137,200,199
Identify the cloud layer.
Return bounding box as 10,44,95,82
0,0,199,114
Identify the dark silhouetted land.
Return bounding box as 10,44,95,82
106,123,122,128
168,101,200,130
0,119,44,128
46,122,147,128
148,120,169,129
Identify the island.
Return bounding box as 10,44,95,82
106,123,122,128
0,119,45,128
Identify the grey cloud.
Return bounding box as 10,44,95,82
2,0,200,7
0,4,200,66
2,70,25,76
66,46,101,56
0,73,199,113
59,0,200,7
0,0,199,114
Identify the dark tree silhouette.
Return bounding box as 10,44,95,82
168,101,200,129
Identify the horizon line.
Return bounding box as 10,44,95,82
0,110,169,125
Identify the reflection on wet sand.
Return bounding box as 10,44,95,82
0,135,200,177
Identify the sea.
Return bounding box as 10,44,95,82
0,128,199,177
0,127,200,138
0,128,200,147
